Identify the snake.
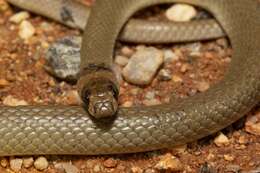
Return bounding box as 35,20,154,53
1,0,259,155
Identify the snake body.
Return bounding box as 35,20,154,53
1,0,259,155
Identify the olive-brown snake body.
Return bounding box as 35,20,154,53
1,0,259,155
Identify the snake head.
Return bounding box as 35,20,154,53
87,89,118,118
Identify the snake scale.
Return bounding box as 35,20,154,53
1,0,259,155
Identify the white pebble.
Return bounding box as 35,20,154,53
163,49,179,63
3,95,28,106
34,156,49,170
166,4,197,22
115,55,129,66
54,162,79,173
23,157,34,168
123,47,164,85
9,11,30,23
10,158,23,172
19,20,35,40
214,133,230,147
155,154,183,171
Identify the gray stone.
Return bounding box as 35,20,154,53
122,47,164,85
45,36,81,81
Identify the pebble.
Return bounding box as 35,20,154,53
54,162,79,173
115,55,129,66
103,158,118,168
65,90,81,105
93,164,102,172
3,95,28,106
131,166,143,173
121,46,134,57
122,47,164,85
154,154,183,172
0,157,8,167
9,11,30,24
158,69,172,81
226,164,241,173
0,78,9,87
214,133,230,147
0,0,9,12
23,157,34,168
165,4,197,22
46,36,81,81
172,75,183,83
163,49,179,63
245,112,260,136
143,98,161,106
199,163,217,173
34,156,48,170
224,154,234,161
196,81,210,92
18,20,35,40
10,158,23,172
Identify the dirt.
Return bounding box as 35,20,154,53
0,0,259,173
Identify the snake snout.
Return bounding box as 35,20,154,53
87,90,118,119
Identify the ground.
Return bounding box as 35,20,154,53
0,0,259,173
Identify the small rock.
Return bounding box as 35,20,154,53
0,78,9,87
45,36,81,81
163,49,179,63
19,20,35,40
54,162,79,173
145,91,156,100
238,136,247,144
10,158,23,172
226,164,241,173
172,144,187,154
166,4,197,22
155,154,183,172
9,11,30,24
196,81,210,92
121,46,134,57
3,95,28,106
158,69,172,81
23,157,34,168
65,90,81,105
103,158,118,168
245,112,260,136
199,163,217,173
122,101,133,107
144,168,156,173
0,157,8,167
93,164,102,172
131,166,143,173
172,75,183,83
115,55,129,66
0,0,9,12
122,47,164,85
214,133,230,147
34,156,48,171
224,154,234,161
143,99,161,106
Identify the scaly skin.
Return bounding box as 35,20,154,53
1,0,259,155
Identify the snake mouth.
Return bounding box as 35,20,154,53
81,80,119,119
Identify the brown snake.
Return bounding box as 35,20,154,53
1,0,259,155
